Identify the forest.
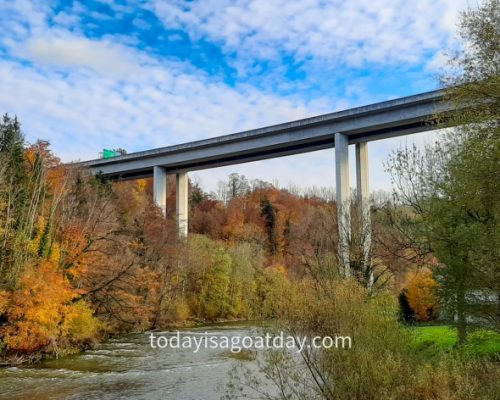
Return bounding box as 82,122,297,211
0,110,498,398
0,112,485,361
0,1,499,398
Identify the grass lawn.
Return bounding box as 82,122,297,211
410,325,500,360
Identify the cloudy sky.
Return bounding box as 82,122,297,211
0,0,468,192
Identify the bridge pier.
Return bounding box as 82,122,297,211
335,133,351,277
152,167,189,237
336,138,372,281
176,172,189,238
153,166,167,216
355,142,373,287
82,90,446,280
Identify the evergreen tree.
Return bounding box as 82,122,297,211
0,114,29,286
261,197,278,255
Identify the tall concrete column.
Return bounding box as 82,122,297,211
356,142,373,287
153,166,167,216
176,172,189,238
335,132,350,277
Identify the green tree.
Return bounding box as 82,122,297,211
185,235,232,320
0,114,30,287
386,0,499,344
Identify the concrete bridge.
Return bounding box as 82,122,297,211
76,89,451,276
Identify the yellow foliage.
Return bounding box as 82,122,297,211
135,179,148,192
406,270,438,322
61,300,101,342
271,263,288,275
26,216,46,257
0,290,10,314
255,266,291,319
0,261,99,352
164,299,190,322
49,241,61,263
28,215,61,263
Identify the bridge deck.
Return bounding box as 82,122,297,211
76,89,449,180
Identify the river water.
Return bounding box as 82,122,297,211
0,323,264,400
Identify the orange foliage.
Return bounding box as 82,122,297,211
405,270,438,322
0,290,10,315
0,261,98,352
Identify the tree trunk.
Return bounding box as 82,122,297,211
456,280,467,345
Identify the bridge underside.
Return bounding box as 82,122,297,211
100,118,438,181
78,89,448,181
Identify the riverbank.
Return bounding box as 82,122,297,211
0,323,263,400
0,318,261,367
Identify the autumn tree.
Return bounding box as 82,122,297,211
386,0,499,344
405,270,438,322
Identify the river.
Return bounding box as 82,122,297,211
0,323,265,400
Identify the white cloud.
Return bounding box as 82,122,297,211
0,46,337,167
0,0,471,193
147,0,468,71
24,36,142,76
0,0,51,40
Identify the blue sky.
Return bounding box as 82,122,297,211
0,0,468,193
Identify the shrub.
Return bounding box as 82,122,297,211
406,270,438,322
61,300,101,343
163,298,190,323
254,265,291,319
1,261,101,353
227,278,499,400
399,288,416,323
